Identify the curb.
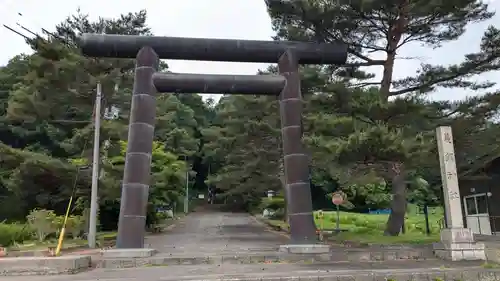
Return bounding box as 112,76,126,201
5,244,88,258
138,268,500,281
96,251,441,269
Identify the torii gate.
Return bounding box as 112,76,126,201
78,34,347,248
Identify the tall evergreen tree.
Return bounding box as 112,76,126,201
203,95,282,208
266,0,500,235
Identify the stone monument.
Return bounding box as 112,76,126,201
433,126,485,261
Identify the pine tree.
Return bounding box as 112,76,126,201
266,0,500,235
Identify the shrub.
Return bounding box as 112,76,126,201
52,215,64,237
65,215,84,238
26,208,58,242
269,208,286,220
1,209,87,247
0,222,34,247
51,214,85,238
258,197,285,212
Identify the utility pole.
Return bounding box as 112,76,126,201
184,156,189,213
208,164,213,204
88,83,102,248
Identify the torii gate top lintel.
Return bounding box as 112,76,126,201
78,33,348,65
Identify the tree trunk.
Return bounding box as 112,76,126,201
379,0,409,99
384,164,407,236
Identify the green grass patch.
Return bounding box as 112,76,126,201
264,210,443,245
97,231,117,241
315,211,442,233
7,238,88,251
6,231,118,251
266,219,289,230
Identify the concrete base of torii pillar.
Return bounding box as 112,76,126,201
279,244,331,254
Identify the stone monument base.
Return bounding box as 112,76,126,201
279,244,330,254
433,228,485,261
101,248,157,258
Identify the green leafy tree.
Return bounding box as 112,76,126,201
174,94,217,195
203,95,282,208
0,143,90,219
0,10,188,224
344,182,392,210
155,95,199,157
104,141,189,224
266,0,500,235
5,10,165,158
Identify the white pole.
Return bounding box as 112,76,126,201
88,83,102,248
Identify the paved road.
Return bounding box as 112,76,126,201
0,261,487,281
145,211,287,255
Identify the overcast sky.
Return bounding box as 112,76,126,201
1,0,499,102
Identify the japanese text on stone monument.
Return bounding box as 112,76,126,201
436,126,464,228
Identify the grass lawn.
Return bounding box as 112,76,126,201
8,239,87,251
265,208,443,245
7,231,117,251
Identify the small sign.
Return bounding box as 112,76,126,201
332,191,345,206
198,194,205,199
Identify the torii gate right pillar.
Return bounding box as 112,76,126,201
278,50,317,246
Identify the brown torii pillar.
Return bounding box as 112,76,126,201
78,34,347,248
